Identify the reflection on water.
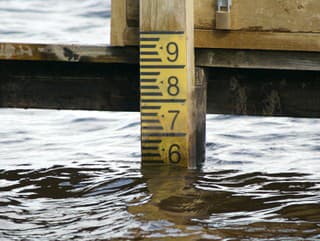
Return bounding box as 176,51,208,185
1,109,320,240
130,167,320,240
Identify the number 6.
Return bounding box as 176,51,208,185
169,144,181,164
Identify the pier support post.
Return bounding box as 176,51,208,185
194,67,207,167
111,0,127,46
140,0,206,168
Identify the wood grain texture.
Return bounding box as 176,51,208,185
113,0,320,51
114,27,320,52
111,0,127,46
195,30,320,52
124,0,320,33
194,68,207,166
126,0,139,27
1,43,319,72
0,61,139,111
1,60,320,118
0,43,138,63
196,49,320,71
229,0,320,33
206,68,320,118
140,0,187,31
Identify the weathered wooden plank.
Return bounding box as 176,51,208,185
123,0,320,33
111,0,127,46
0,61,139,111
228,0,320,33
0,43,138,63
140,0,190,31
119,28,320,52
113,0,320,52
194,68,207,166
1,43,319,72
114,26,139,46
206,68,320,118
126,0,139,27
196,49,320,71
1,60,320,118
195,30,320,52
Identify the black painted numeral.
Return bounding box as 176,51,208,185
168,110,180,130
167,76,180,96
169,144,181,164
166,42,179,62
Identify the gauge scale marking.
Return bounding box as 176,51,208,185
140,31,190,167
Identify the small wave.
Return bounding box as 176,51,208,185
70,117,105,123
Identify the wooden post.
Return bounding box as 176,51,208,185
194,67,207,167
140,0,206,168
111,0,127,46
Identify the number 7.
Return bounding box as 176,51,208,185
168,110,180,130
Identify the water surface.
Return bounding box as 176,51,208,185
0,0,110,44
1,109,320,240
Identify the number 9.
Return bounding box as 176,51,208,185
166,42,179,62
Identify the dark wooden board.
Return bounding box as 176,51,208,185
1,60,320,118
0,60,139,111
206,68,320,118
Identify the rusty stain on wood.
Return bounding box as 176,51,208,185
0,43,139,63
0,43,319,71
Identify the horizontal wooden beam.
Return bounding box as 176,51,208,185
112,0,320,52
0,43,319,71
206,68,320,118
1,59,320,118
0,60,139,111
0,43,138,63
195,30,320,52
123,0,320,33
196,49,320,71
120,27,320,52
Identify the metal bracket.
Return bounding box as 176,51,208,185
216,0,232,30
217,0,232,12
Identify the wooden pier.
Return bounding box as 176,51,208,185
0,0,319,168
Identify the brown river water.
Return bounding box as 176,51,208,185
0,0,320,240
1,110,320,240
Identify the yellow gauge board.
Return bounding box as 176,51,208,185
140,31,190,167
